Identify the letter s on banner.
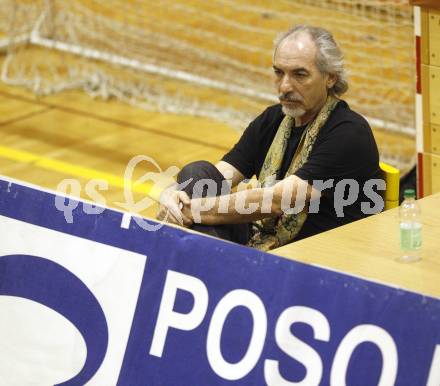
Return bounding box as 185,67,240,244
427,345,440,386
330,324,398,386
149,270,208,357
264,306,330,386
206,289,267,381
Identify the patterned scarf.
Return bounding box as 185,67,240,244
247,95,339,251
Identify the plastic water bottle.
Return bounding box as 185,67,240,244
399,189,422,262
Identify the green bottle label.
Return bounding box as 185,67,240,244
400,223,422,250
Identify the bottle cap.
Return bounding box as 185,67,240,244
403,189,415,199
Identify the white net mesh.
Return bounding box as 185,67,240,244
0,0,415,167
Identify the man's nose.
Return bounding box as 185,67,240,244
279,75,294,94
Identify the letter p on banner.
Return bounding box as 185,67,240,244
149,270,209,357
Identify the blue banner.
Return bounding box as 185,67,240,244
0,176,439,386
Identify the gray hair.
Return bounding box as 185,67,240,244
274,25,348,96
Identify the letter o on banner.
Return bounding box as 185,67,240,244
330,324,398,386
206,289,267,381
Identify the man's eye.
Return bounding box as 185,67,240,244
273,69,283,76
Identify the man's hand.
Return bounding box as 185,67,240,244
156,188,193,227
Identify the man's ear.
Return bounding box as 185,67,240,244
327,73,337,89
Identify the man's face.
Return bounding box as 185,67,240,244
273,33,335,125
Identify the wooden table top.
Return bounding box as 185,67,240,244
271,193,440,299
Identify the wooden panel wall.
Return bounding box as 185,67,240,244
419,7,440,194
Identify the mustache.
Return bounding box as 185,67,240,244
279,93,303,103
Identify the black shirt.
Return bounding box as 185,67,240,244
222,100,382,241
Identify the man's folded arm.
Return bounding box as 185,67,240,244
184,175,318,225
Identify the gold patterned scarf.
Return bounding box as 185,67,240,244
247,95,339,251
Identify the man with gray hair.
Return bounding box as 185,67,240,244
157,25,381,251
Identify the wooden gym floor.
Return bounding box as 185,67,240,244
0,78,240,219
0,75,415,220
